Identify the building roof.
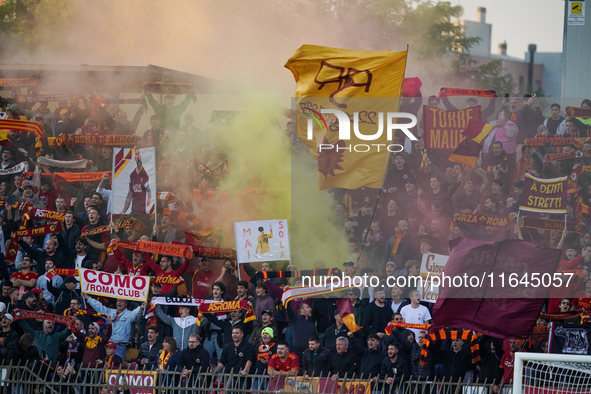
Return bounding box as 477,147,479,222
0,64,226,94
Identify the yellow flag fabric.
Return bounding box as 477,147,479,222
285,45,407,190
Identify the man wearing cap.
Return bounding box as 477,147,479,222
82,292,145,359
342,260,356,277
10,254,38,291
47,275,81,315
16,290,38,315
99,341,126,369
54,108,75,135
15,184,43,208
254,327,276,379
0,313,18,351
249,309,278,347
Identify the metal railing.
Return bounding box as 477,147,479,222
0,361,511,394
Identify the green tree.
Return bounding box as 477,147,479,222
0,0,74,53
301,0,515,92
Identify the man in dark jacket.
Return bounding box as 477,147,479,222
137,326,163,369
311,295,336,335
215,326,254,392
380,343,410,388
301,335,332,378
433,338,472,383
0,313,19,352
359,334,386,380
328,336,359,379
215,326,254,374
323,310,350,352
362,288,391,339
179,334,210,377
286,302,316,360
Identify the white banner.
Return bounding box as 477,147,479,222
79,268,150,302
418,253,448,303
112,147,157,215
150,296,216,307
234,219,290,263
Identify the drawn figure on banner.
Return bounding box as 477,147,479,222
256,226,273,254
555,326,590,354
122,148,152,214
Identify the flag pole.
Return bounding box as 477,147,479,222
356,44,410,268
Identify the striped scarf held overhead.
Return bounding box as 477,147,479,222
384,322,431,336
420,329,482,366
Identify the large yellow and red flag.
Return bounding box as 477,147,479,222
285,45,408,190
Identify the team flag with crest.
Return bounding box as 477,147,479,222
285,45,408,190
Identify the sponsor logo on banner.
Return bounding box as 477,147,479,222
79,268,149,302
234,219,290,264
418,253,449,303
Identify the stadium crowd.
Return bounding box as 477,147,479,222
0,88,589,393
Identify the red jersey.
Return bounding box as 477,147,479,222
192,269,218,299
500,352,514,384
144,252,188,294
114,248,151,276
269,351,300,372
573,293,591,310
129,167,149,214
11,271,39,291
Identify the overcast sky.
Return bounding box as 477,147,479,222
450,0,565,59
